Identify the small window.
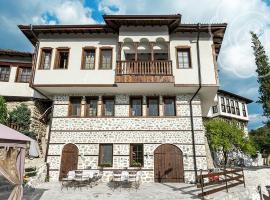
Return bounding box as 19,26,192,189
231,100,235,114
0,65,10,82
100,48,112,69
236,101,240,115
102,97,114,116
163,97,176,116
130,97,143,116
55,48,69,69
16,67,32,83
226,98,231,113
221,97,226,112
242,103,247,117
147,97,159,116
212,105,218,114
176,48,191,69
130,144,143,167
69,97,82,117
82,48,95,70
39,48,52,69
85,97,98,117
99,144,113,167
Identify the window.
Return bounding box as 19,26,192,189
212,105,218,114
55,48,69,69
99,144,113,167
99,48,112,69
176,48,191,69
130,144,143,167
242,103,247,117
236,101,240,115
69,97,82,117
82,48,95,69
39,48,52,69
231,100,235,114
102,97,114,116
0,66,10,82
85,97,98,117
16,67,32,83
163,97,176,116
226,98,231,113
147,97,159,116
130,97,142,116
221,97,226,112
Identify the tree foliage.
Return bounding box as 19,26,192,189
0,96,8,125
205,119,256,166
9,103,31,131
251,32,270,120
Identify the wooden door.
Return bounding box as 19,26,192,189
59,143,78,180
154,144,184,182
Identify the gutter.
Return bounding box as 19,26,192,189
44,103,54,163
189,23,202,183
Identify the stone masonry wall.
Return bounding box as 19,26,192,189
47,94,207,182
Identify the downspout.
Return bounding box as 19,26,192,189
189,23,202,183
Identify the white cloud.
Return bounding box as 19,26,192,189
249,113,267,125
98,0,270,78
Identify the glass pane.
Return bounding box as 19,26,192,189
19,68,32,82
101,144,112,165
84,50,95,69
101,50,112,69
59,51,69,69
0,66,10,81
70,98,81,116
44,51,51,69
178,49,190,68
104,99,114,116
164,98,175,116
148,98,159,116
131,98,142,116
131,144,143,166
86,98,97,116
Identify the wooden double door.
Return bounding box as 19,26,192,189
59,143,78,180
154,144,184,182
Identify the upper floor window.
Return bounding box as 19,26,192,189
82,48,95,70
236,101,240,115
231,100,235,114
102,97,114,116
16,67,32,83
99,144,113,167
99,48,112,69
220,97,226,112
212,105,218,114
176,48,191,69
39,48,52,69
226,98,231,113
242,103,247,117
69,97,82,117
147,97,159,116
0,65,10,82
130,97,143,116
130,144,143,167
55,48,69,69
163,97,176,116
85,97,98,117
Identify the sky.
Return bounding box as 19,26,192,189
0,0,269,130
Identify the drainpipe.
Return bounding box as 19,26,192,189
189,23,202,183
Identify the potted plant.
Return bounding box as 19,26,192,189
100,161,112,167
131,160,142,168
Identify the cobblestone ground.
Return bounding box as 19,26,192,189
1,167,269,200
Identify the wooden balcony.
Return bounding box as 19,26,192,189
115,60,174,83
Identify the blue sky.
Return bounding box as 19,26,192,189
0,0,269,130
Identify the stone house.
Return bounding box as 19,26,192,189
18,14,227,182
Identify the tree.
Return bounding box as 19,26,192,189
251,32,270,121
0,96,8,125
9,103,31,131
205,119,256,166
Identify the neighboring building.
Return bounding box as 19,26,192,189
0,49,51,155
19,14,227,182
207,89,253,134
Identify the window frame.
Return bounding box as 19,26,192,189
226,98,231,113
130,144,144,167
98,144,113,167
99,47,113,70
176,46,192,69
212,105,218,114
236,101,240,115
16,66,32,83
85,96,98,117
231,100,235,114
0,65,11,82
54,47,70,70
147,96,159,116
163,96,176,116
130,96,143,117
81,47,96,70
68,96,82,117
242,103,247,117
39,47,53,70
102,96,115,117
221,97,226,112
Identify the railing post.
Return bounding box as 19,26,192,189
200,169,204,200
242,168,246,188
224,168,228,193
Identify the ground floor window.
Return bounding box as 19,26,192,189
163,97,176,116
130,144,143,167
99,144,113,167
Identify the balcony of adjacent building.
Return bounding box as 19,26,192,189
115,38,174,83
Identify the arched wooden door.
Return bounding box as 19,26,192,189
59,143,78,180
154,144,184,182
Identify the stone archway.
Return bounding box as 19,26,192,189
59,143,78,180
154,144,184,183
